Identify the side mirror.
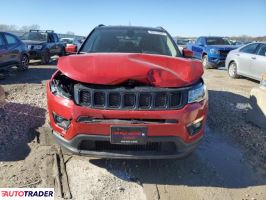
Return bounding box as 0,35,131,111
65,44,77,54
182,48,193,58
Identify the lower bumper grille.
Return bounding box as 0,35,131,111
95,141,161,152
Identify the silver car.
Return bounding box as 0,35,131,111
225,42,266,81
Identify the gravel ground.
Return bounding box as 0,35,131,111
0,63,265,200
203,68,266,169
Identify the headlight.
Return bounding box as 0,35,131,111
33,45,43,50
50,80,72,99
188,83,207,103
210,48,219,54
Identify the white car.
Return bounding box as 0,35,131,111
225,42,266,81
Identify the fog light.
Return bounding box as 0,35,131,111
53,112,71,130
187,117,204,136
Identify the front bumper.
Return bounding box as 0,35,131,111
47,82,208,159
208,57,226,68
52,131,203,159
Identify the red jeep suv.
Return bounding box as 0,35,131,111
47,25,208,159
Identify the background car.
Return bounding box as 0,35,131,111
175,38,191,52
21,30,65,64
60,37,82,54
0,32,29,71
187,36,239,68
226,42,266,80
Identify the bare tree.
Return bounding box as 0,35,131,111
0,24,18,31
20,24,40,32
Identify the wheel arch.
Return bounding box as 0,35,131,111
201,52,207,59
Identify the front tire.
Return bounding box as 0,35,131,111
17,54,29,71
228,62,239,78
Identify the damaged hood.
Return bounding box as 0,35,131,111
57,53,203,87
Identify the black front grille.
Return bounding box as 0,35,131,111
94,92,105,107
80,90,91,105
124,93,136,108
75,84,187,110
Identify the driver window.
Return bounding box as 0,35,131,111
48,34,54,43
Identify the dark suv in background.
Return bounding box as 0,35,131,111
0,32,29,71
21,30,65,64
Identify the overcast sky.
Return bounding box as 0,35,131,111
1,0,265,37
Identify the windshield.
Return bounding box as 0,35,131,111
206,37,230,45
21,32,48,41
80,28,181,57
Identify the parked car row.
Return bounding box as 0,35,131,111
0,30,83,70
183,36,266,82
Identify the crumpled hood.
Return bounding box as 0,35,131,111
57,53,203,87
207,45,238,51
22,40,46,45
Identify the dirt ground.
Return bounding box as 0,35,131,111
0,60,265,200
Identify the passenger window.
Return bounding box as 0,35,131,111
257,44,266,56
4,34,18,46
240,43,259,54
48,34,54,43
53,34,58,42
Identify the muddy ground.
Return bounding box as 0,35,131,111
0,61,265,200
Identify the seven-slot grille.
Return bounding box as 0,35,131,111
75,84,187,110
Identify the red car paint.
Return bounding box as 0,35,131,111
57,53,203,87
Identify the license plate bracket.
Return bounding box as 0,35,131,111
110,126,147,145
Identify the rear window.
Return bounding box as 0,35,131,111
80,28,181,57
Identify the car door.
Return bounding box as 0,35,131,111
48,33,56,55
53,34,61,54
0,33,8,66
3,33,21,65
237,43,260,76
250,44,266,80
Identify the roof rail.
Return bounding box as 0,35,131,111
156,26,165,31
29,30,54,33
98,24,105,27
